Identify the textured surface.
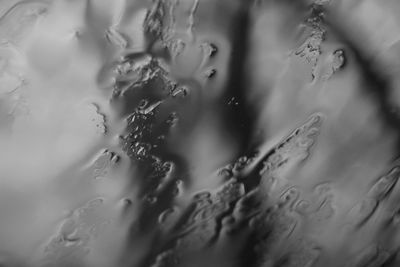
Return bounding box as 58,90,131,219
0,0,400,266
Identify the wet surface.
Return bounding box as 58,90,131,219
1,0,400,266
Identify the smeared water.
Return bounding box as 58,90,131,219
1,0,400,267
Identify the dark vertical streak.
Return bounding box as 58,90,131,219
222,0,256,156
221,2,269,267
